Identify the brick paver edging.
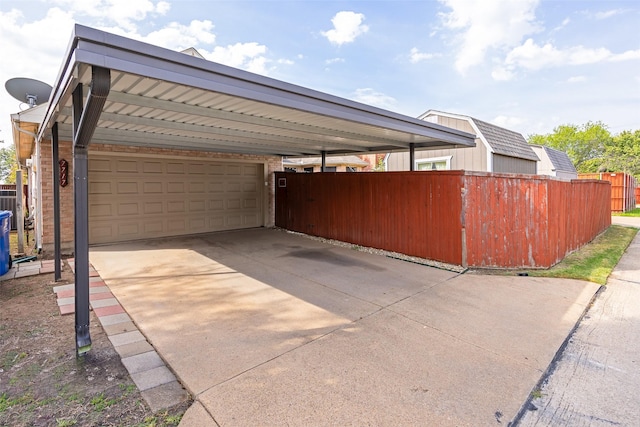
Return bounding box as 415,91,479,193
53,259,189,412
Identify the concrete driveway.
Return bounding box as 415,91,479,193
89,229,600,426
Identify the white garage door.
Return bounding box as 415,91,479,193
88,155,264,244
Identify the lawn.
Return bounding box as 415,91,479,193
613,207,640,217
526,225,637,285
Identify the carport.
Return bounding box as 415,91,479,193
37,24,476,355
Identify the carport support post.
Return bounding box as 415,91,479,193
321,151,326,172
72,83,91,356
409,143,415,171
52,122,61,281
71,66,111,357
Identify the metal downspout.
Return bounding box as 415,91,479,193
73,66,110,357
321,151,326,172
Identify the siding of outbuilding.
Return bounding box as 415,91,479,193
530,145,577,180
387,112,538,174
386,116,487,171
493,154,537,174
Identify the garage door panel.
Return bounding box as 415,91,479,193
91,223,116,241
210,164,225,175
167,182,185,193
226,165,241,175
189,217,207,231
144,221,164,234
117,182,139,194
144,202,163,214
210,199,224,210
90,158,112,172
116,160,139,173
190,200,206,212
188,163,206,174
90,181,113,194
243,165,258,176
143,182,163,193
118,202,139,215
118,223,140,237
227,198,242,209
89,155,264,244
143,161,163,173
167,162,186,174
167,201,186,213
189,182,206,193
244,213,260,226
243,198,257,209
210,216,225,228
167,218,187,232
209,182,224,192
90,203,113,217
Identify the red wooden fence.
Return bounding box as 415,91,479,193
578,172,637,212
275,171,611,268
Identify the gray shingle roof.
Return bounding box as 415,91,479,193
471,118,539,161
534,145,577,173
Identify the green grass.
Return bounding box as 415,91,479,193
613,208,640,217
0,392,35,413
89,393,117,412
526,225,637,284
136,411,184,427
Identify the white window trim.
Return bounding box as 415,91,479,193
415,155,453,171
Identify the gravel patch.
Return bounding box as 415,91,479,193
281,229,467,274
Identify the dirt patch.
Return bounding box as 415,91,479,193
0,266,190,426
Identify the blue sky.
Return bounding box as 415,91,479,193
1,0,638,149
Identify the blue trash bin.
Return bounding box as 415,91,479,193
0,210,12,276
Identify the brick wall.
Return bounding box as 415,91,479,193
39,140,283,255
40,139,75,255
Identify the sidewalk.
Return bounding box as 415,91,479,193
0,259,59,281
517,218,640,426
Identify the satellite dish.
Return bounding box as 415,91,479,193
5,77,52,109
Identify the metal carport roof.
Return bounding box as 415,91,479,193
37,24,476,356
38,25,475,156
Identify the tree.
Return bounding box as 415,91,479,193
528,121,611,172
0,144,19,184
603,130,640,178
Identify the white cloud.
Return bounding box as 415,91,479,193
325,57,345,65
594,9,623,20
51,0,170,31
143,20,216,48
492,115,523,129
351,88,397,110
409,48,437,64
551,17,570,32
278,59,294,65
203,42,269,75
322,11,369,46
438,0,542,74
500,38,640,73
0,7,76,87
491,66,515,81
609,49,640,62
567,75,587,83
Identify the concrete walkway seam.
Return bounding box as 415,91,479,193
510,284,606,425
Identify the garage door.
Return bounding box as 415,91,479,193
88,155,264,244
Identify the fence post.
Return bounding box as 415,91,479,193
16,170,24,254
